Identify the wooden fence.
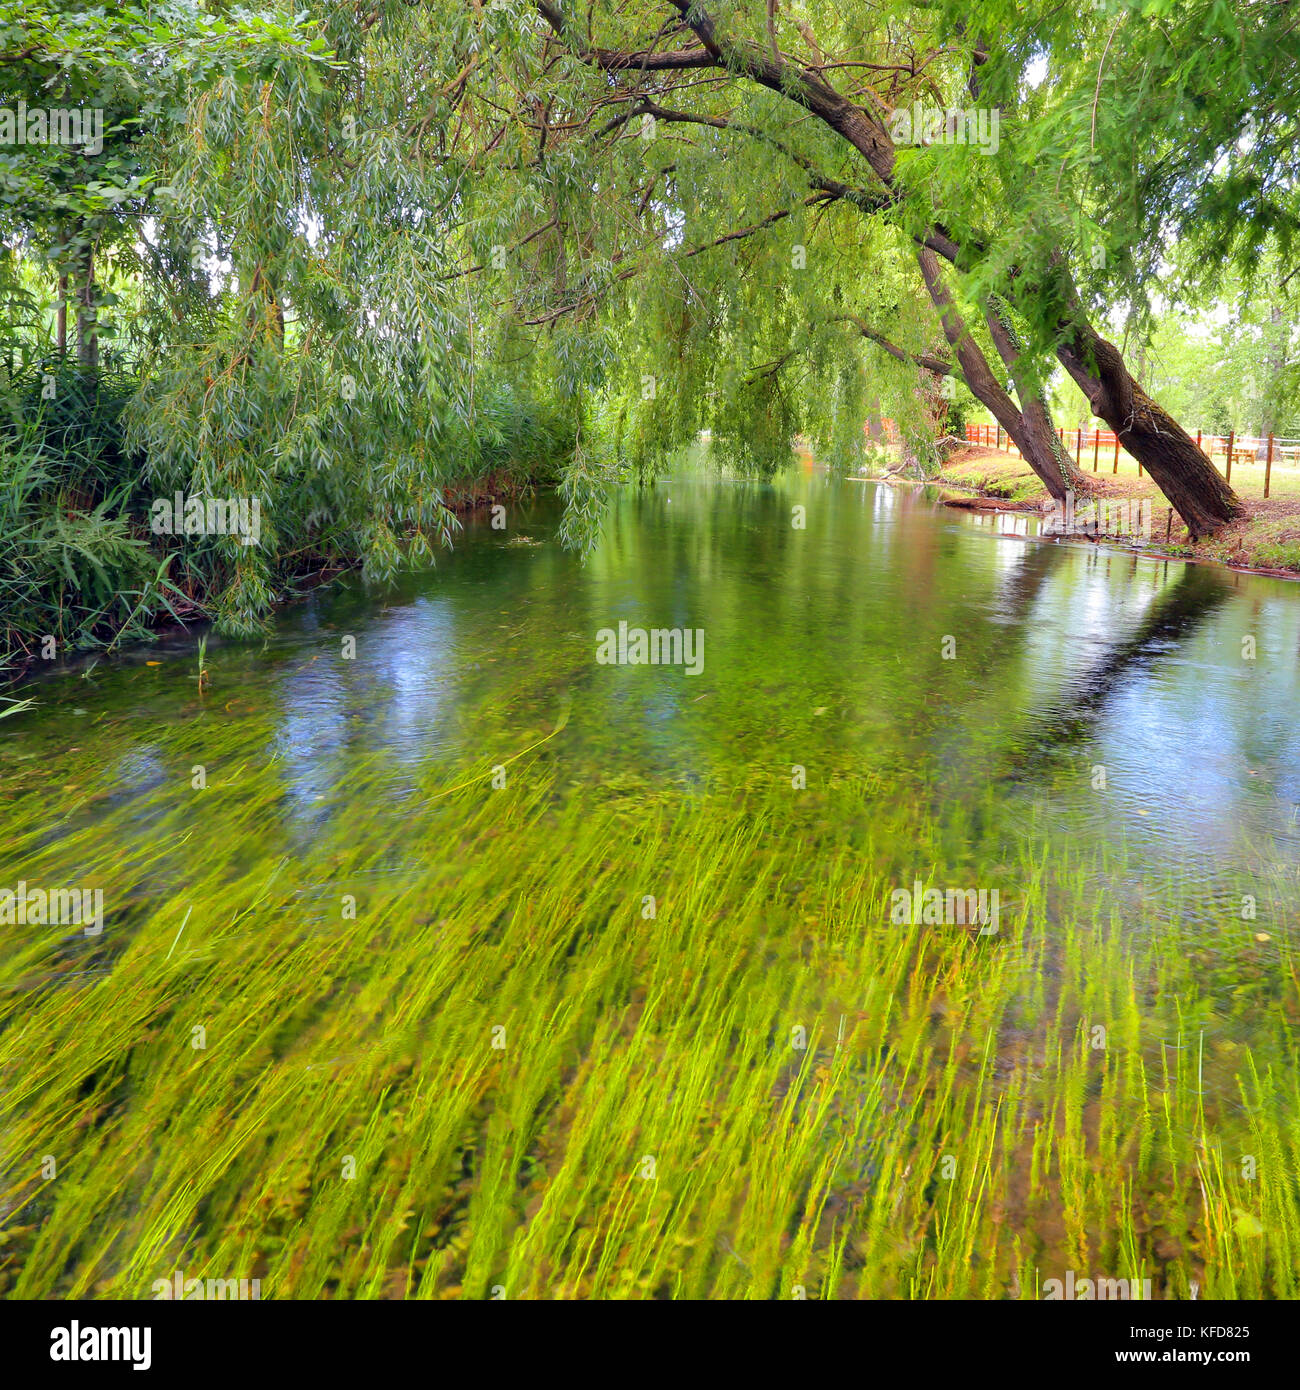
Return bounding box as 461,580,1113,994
964,423,1300,499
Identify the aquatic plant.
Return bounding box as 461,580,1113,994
1,720,1293,1300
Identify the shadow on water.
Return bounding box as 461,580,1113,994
1008,561,1233,779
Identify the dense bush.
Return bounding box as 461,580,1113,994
0,365,179,665
0,361,577,667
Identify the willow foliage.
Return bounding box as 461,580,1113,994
3,0,1298,631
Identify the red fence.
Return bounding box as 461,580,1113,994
964,423,1300,499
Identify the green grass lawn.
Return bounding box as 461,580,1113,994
970,434,1300,502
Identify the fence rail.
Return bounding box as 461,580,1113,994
964,423,1300,499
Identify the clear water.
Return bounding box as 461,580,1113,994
8,463,1298,926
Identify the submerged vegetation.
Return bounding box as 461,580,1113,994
2,732,1297,1299
2,0,1300,1324
3,469,1300,1304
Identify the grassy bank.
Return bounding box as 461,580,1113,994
1,719,1294,1299
932,448,1300,578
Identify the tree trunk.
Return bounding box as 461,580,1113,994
917,249,1073,501
1054,317,1241,537
73,239,98,371
983,300,1090,498
55,224,69,356
1041,256,1242,536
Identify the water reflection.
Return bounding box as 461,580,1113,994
5,467,1300,910
1023,562,1231,759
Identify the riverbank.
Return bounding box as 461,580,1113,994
928,447,1300,579
0,467,550,682
0,363,578,676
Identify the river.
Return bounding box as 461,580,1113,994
2,462,1297,1298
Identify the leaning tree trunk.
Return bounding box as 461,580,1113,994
917,249,1076,501
1041,257,1242,537
983,297,1089,499
1055,325,1241,537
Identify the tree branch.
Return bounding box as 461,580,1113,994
535,3,717,70
827,313,955,375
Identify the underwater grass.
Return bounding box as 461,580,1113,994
0,718,1297,1301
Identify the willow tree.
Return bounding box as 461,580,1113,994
346,0,1300,533
4,4,504,634
0,3,327,369
27,0,1292,643
99,4,557,632
398,0,1094,500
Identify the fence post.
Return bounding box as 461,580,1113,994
1265,433,1274,499
1093,429,1100,472
1113,435,1120,474
996,423,1001,450
1075,428,1082,465
1226,429,1235,485
1196,429,1202,454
